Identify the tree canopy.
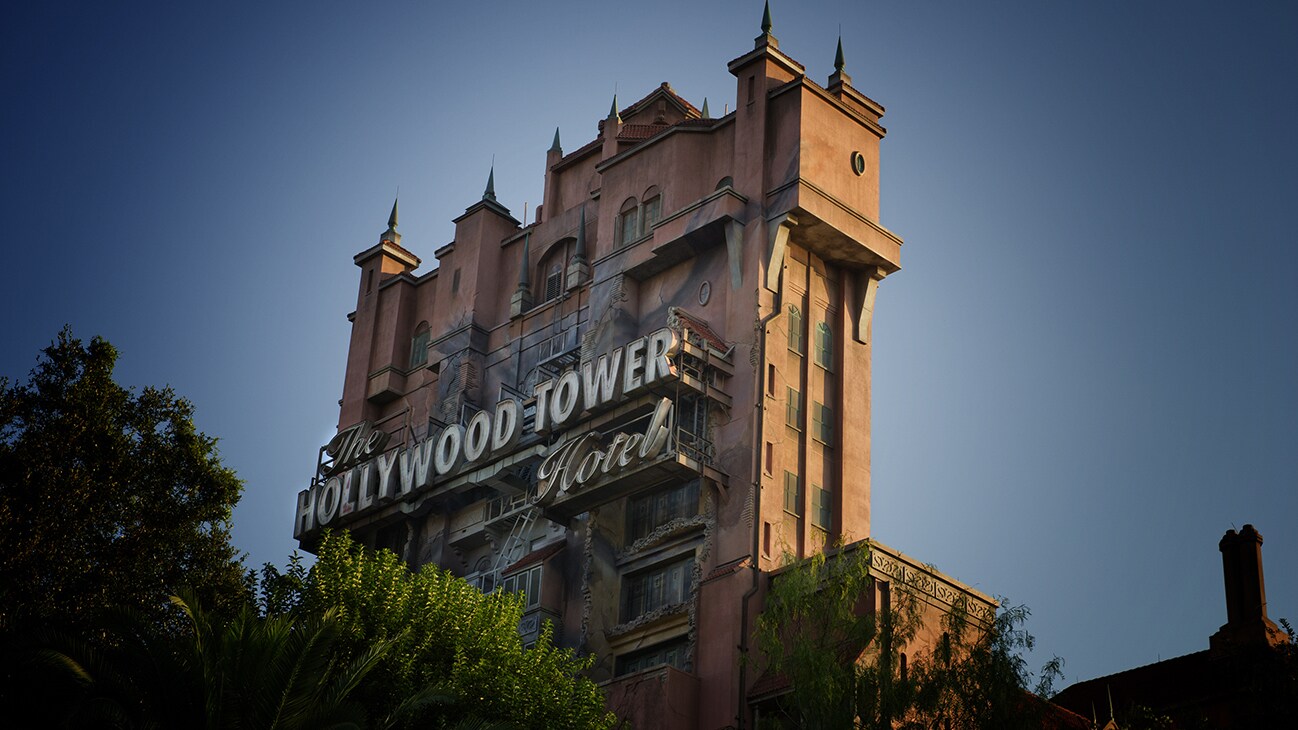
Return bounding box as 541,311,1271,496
0,328,247,634
754,541,1064,730
257,531,616,730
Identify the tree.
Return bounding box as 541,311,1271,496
754,541,1062,730
7,591,407,730
0,328,247,635
259,532,616,730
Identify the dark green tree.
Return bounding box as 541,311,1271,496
0,328,247,635
7,591,407,730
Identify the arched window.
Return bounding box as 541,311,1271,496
815,322,832,369
715,176,733,190
787,305,804,354
409,322,430,369
537,238,572,304
474,556,494,592
618,197,639,246
642,186,662,231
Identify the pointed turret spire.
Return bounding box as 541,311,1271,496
609,93,621,122
701,97,711,119
565,203,591,291
828,33,852,88
484,165,496,201
550,127,562,154
754,0,778,48
379,197,401,244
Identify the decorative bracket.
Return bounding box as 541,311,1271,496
764,213,797,293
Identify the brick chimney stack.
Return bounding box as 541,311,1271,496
1209,524,1287,654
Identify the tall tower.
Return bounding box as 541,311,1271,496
293,9,998,729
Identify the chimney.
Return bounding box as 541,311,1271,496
1209,524,1287,653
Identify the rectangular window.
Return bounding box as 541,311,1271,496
812,485,831,530
815,322,833,369
783,471,801,516
501,564,542,609
623,556,694,622
813,402,832,444
627,481,700,543
786,387,802,430
616,637,689,676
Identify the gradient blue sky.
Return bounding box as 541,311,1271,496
4,1,1295,687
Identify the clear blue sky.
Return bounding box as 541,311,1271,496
4,1,1295,687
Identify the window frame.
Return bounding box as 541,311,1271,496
812,401,833,445
786,387,802,430
815,321,833,370
409,323,431,369
622,555,695,622
783,471,802,516
501,564,543,610
618,197,640,247
787,305,805,355
812,484,831,530
627,480,701,544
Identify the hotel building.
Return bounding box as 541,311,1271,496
294,9,995,728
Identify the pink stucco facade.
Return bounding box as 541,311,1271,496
295,17,994,730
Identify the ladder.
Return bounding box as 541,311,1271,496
490,504,538,585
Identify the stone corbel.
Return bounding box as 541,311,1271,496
853,266,888,344
764,213,797,293
725,220,744,290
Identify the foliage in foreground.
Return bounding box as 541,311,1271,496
0,328,247,636
754,541,1062,730
6,591,395,729
260,531,616,730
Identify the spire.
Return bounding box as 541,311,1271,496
701,97,711,119
484,164,496,201
565,203,591,290
1106,686,1114,724
828,33,852,88
754,0,778,48
549,127,562,154
379,197,401,245
608,93,621,122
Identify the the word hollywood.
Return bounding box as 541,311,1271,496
295,328,680,538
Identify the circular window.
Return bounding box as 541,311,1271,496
850,151,866,176
699,281,712,306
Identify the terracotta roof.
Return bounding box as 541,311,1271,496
618,123,672,141
503,540,565,575
672,308,729,352
620,82,702,120
704,556,750,582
